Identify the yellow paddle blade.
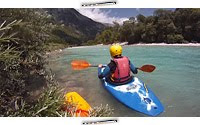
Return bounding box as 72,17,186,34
138,65,156,72
71,60,91,70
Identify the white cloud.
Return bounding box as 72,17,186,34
136,8,141,12
76,8,128,25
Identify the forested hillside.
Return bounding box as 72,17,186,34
90,9,200,45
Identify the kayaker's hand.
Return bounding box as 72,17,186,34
98,64,103,68
135,67,138,74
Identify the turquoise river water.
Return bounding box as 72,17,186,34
48,45,200,117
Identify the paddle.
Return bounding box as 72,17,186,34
71,60,154,93
71,60,156,73
71,60,98,70
137,65,156,73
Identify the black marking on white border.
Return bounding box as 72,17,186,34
81,1,117,7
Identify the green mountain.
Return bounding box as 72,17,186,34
45,8,105,43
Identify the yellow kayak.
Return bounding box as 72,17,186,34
64,92,91,117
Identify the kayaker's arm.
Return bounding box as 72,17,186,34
98,65,111,79
130,61,138,74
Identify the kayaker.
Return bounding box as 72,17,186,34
98,43,138,85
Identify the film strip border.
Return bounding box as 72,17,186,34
82,119,118,124
81,1,117,7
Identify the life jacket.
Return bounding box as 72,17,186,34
111,56,131,83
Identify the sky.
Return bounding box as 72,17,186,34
76,8,175,25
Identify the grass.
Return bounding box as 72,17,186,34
0,19,113,117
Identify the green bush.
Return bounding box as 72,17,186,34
0,12,113,117
167,34,184,43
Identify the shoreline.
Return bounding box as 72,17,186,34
67,43,200,49
131,43,200,47
68,43,200,48
46,43,200,55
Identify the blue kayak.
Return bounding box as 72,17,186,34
98,66,164,116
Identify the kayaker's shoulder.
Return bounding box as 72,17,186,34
108,60,116,68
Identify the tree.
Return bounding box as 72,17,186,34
93,8,200,44
142,23,157,43
136,14,146,23
120,22,133,42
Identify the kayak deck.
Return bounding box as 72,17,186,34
98,66,164,116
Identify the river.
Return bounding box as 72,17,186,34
47,45,200,117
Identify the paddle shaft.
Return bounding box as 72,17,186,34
71,60,155,72
137,67,144,71
88,65,152,73
89,65,99,67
